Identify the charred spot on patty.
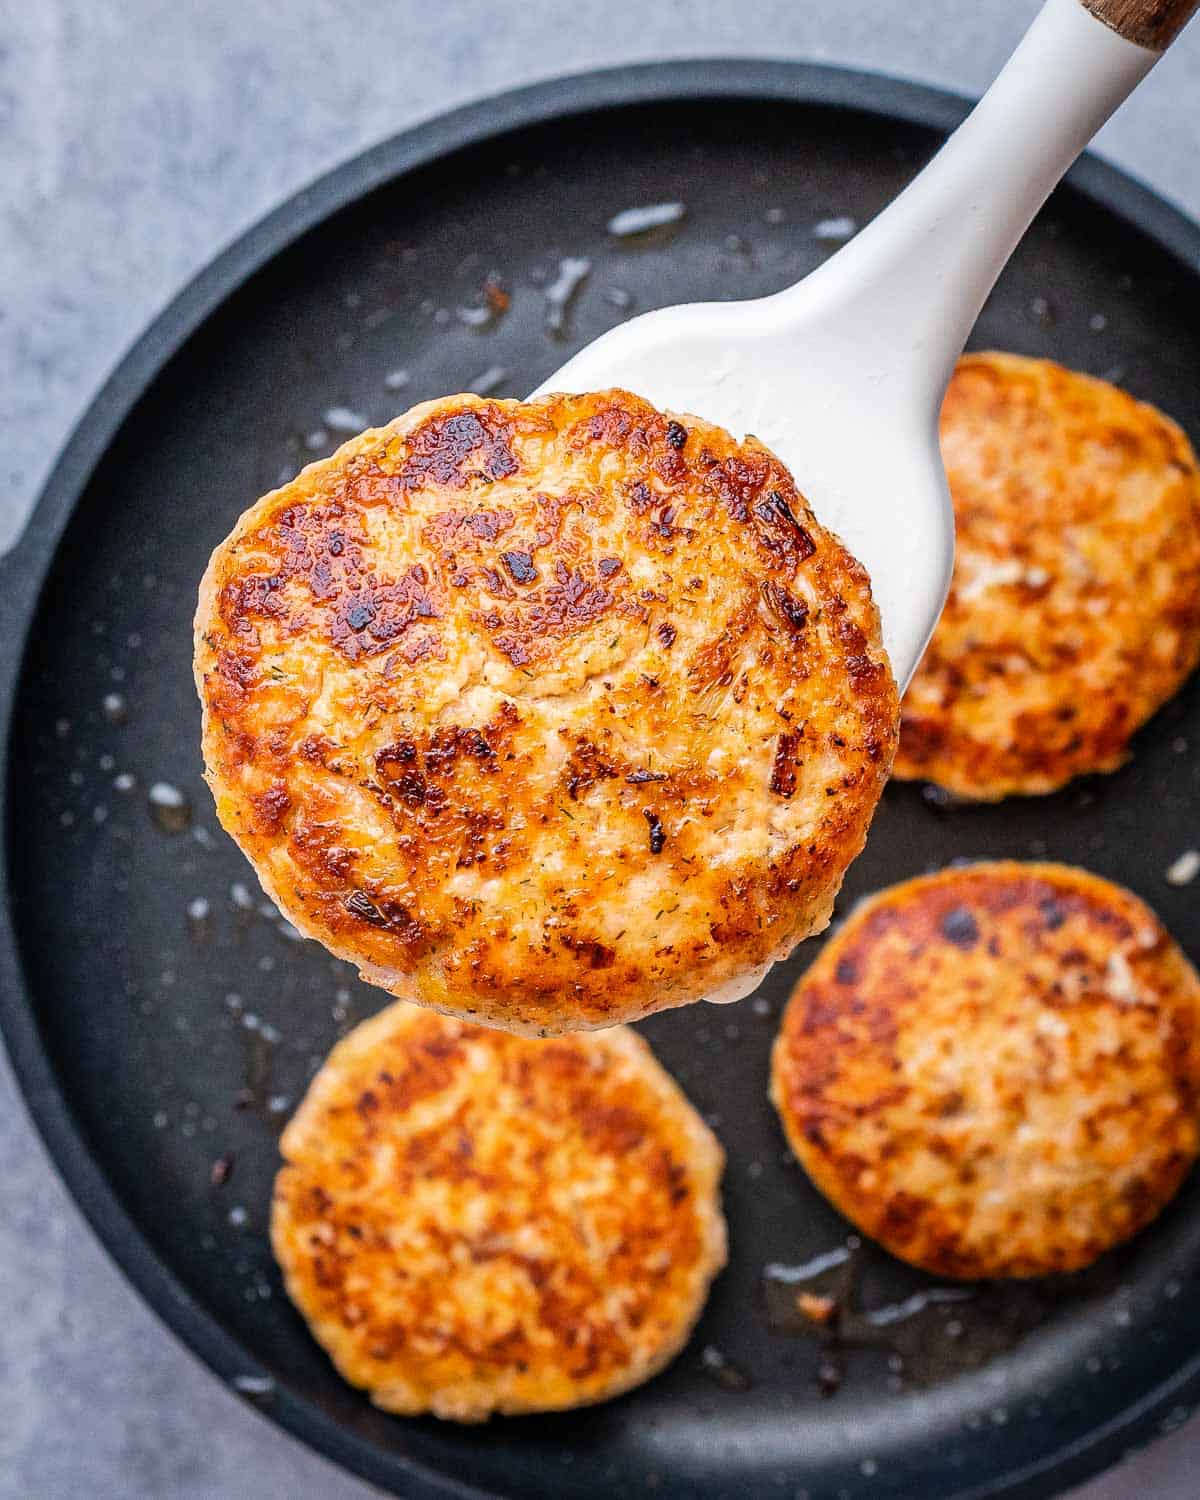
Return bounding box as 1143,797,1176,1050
343,891,424,945
501,550,538,585
760,580,809,633
564,740,620,801
940,907,981,948
399,406,518,492
251,782,292,833
770,732,801,797
560,933,617,969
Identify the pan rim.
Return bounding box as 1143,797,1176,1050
2,57,1199,1500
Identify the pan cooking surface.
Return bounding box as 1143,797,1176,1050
4,65,1200,1500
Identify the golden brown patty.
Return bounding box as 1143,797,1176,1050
771,862,1200,1278
272,1004,726,1420
896,353,1200,800
195,389,897,1033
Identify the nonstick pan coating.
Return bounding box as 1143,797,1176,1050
3,61,1200,1500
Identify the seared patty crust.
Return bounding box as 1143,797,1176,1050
771,862,1200,1278
196,389,898,1033
272,1004,726,1420
896,353,1200,800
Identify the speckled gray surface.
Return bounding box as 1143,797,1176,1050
2,3,1199,1497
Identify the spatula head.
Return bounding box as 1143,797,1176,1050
533,294,954,688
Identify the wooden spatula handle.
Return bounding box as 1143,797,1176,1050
1079,0,1198,49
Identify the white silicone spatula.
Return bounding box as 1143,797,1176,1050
533,0,1197,688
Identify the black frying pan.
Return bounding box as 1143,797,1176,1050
4,60,1200,1500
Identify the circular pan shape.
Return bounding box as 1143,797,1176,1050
273,1003,726,1420
772,861,1200,1279
895,352,1200,801
196,389,897,1034
5,59,1200,1500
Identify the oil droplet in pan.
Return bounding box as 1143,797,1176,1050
606,201,687,239
919,783,973,814
102,691,128,724
229,881,256,913
812,216,857,243
147,781,191,833
543,258,591,337
458,274,510,330
323,406,368,435
762,1240,1123,1390
239,1012,284,1120
699,1344,753,1391
186,896,212,944
1166,849,1200,886
231,1373,277,1404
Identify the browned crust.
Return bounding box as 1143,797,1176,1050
896,354,1200,801
195,389,898,1033
271,1005,726,1420
771,862,1200,1279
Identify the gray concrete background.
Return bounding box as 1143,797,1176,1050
2,2,1199,1496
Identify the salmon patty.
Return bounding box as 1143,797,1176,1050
896,354,1200,800
272,1004,726,1420
771,862,1200,1278
195,389,898,1033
